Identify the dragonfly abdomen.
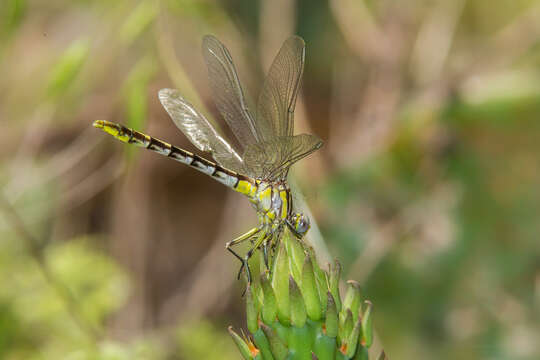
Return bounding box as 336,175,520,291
93,120,244,189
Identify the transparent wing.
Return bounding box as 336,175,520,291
243,134,322,180
256,36,305,141
202,35,261,151
158,88,245,173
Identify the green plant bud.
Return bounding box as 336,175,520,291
284,232,305,283
272,321,290,345
376,350,387,360
288,325,312,360
260,322,288,360
342,281,362,321
289,276,307,328
250,252,263,289
361,301,373,348
305,246,328,313
261,273,278,324
339,309,353,345
353,346,369,360
228,326,258,360
272,242,290,324
246,285,260,333
325,292,338,338
345,318,362,358
316,273,329,313
301,255,322,321
252,328,274,360
313,324,336,360
329,260,342,312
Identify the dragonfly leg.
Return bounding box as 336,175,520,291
286,219,302,239
225,227,260,281
243,230,270,282
262,240,270,271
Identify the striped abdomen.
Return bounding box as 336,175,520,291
93,120,257,195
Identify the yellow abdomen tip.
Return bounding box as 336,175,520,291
93,120,105,129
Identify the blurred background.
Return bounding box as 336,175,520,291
1,0,539,359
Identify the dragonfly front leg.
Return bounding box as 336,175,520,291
262,239,270,271
242,230,269,284
226,227,260,281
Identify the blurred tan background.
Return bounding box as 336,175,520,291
0,0,539,359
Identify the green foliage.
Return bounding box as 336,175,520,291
177,320,240,360
123,56,157,130
46,40,90,100
0,0,26,39
0,234,132,358
119,0,157,46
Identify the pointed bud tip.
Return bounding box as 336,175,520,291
228,326,259,359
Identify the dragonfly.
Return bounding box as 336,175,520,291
93,35,323,283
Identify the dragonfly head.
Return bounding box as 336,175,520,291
288,213,310,238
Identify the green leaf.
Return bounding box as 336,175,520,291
119,0,157,45
47,39,89,99
0,0,26,39
123,57,156,130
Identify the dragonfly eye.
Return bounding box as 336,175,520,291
293,213,310,236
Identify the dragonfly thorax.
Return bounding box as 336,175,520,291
240,181,309,238
252,182,290,224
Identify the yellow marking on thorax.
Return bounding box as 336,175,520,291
235,180,257,197
259,186,272,211
259,187,272,200
280,190,288,219
266,211,276,221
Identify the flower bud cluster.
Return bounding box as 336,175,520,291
229,230,386,360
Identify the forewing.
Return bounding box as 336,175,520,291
158,88,245,173
256,36,305,140
243,134,322,180
202,35,260,150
